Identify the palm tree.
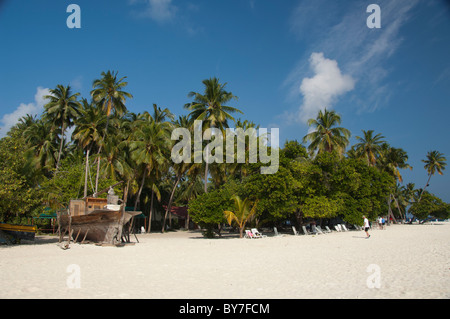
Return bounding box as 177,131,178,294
160,115,197,232
15,114,38,132
96,130,136,213
353,130,385,166
161,161,191,232
177,173,203,229
231,119,260,180
185,77,242,192
302,108,350,156
72,99,107,197
129,113,171,212
379,143,412,183
418,150,447,202
91,70,133,127
224,195,258,238
90,70,133,193
392,183,416,222
100,133,133,183
152,103,174,124
23,119,59,177
43,84,81,172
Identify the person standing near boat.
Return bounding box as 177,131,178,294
363,215,370,238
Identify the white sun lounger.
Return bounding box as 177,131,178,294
273,227,284,237
251,228,267,238
274,227,279,236
292,226,300,236
302,225,313,235
245,229,256,239
341,224,349,232
325,226,332,233
315,225,326,234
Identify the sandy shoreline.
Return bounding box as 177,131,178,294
1,223,449,299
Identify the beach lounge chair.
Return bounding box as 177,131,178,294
323,226,332,233
341,224,349,232
251,228,267,238
353,224,362,231
315,226,326,234
334,225,341,232
273,227,284,237
274,227,279,236
311,225,322,235
292,226,300,236
245,230,255,239
302,226,312,235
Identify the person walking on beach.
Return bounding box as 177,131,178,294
363,215,370,238
378,217,383,229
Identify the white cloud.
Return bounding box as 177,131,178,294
0,87,50,137
297,52,355,123
286,0,419,118
131,0,178,23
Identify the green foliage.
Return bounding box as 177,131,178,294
188,184,235,233
242,165,299,219
0,76,445,235
40,159,123,210
0,132,42,223
409,192,450,220
281,140,308,161
302,196,341,219
224,195,258,238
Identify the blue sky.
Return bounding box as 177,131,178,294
0,0,449,201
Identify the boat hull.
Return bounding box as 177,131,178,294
0,223,37,241
58,209,140,244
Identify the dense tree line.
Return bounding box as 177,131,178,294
0,71,448,234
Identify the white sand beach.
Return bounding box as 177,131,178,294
1,223,449,299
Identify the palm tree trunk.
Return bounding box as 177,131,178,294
134,167,147,210
55,122,66,173
161,175,181,232
185,209,190,230
94,152,101,196
387,197,392,225
239,226,244,239
391,194,404,222
204,144,209,193
94,103,111,195
147,190,154,233
83,147,91,198
418,174,432,203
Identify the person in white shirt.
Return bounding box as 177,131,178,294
363,215,370,238
378,217,383,229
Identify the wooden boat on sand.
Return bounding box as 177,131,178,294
0,223,37,244
57,188,141,246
